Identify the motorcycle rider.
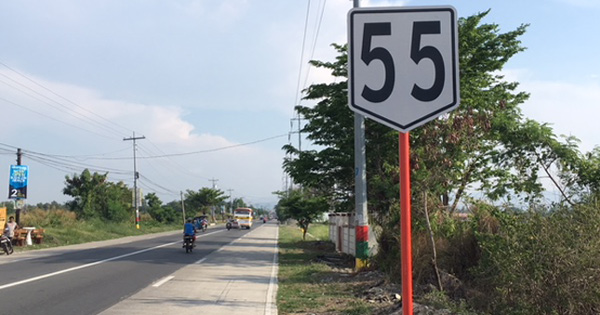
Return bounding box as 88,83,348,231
183,218,196,247
4,216,18,242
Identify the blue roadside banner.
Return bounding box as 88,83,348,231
9,165,28,199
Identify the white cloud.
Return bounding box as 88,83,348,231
505,69,600,153
0,68,284,205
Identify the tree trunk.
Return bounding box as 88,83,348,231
301,222,308,240
449,161,476,214
424,191,443,292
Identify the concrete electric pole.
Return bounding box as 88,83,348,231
124,132,145,229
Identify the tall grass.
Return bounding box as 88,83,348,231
16,208,180,250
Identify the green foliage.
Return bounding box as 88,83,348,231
15,208,179,251
185,187,228,219
63,169,132,221
279,9,600,313
276,189,329,240
0,201,15,213
21,207,77,228
145,193,177,223
470,203,600,314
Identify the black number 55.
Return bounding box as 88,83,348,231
360,20,445,103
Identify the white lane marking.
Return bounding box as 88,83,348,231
152,275,175,288
265,226,279,315
0,229,227,291
0,241,178,291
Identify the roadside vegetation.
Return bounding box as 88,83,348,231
277,9,600,314
8,207,180,251
278,223,376,315
1,167,270,252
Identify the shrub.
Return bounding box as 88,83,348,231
470,203,600,314
20,208,78,228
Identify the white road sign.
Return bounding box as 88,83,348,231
348,6,459,132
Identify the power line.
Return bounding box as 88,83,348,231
302,0,327,90
294,0,312,106
0,96,117,140
62,133,288,160
0,60,132,136
0,73,124,138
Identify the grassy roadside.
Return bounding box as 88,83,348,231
12,212,181,252
277,222,377,315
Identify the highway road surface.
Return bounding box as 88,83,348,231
0,222,279,315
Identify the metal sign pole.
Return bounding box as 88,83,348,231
399,132,413,314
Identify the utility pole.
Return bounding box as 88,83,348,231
180,191,186,225
352,0,370,273
124,132,145,229
227,189,234,215
290,114,304,152
15,148,22,225
289,114,305,193
208,178,218,222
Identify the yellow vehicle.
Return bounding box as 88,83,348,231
233,207,253,229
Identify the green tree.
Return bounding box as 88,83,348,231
63,169,132,221
185,187,228,220
276,189,329,240
162,200,183,224
144,193,176,223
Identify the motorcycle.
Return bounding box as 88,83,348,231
183,235,194,253
201,221,207,232
226,221,232,231
1,235,14,255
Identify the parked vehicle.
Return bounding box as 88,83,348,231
1,235,14,255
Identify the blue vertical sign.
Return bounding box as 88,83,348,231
9,165,28,199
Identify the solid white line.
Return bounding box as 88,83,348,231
152,275,175,288
265,226,279,315
0,241,178,291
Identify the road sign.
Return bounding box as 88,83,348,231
348,6,459,132
8,165,28,199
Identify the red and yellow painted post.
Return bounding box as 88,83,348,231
356,224,369,269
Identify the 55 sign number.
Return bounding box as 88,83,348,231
348,6,459,132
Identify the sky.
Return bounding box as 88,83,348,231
0,0,598,208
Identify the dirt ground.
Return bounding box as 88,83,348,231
311,248,454,315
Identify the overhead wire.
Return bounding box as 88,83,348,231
45,133,289,160
0,60,132,136
294,0,312,107
0,73,124,138
0,95,117,140
143,138,211,181
23,152,132,176
135,144,187,192
302,0,327,90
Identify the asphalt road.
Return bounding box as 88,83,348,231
0,225,253,315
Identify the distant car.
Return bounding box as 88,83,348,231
228,219,239,229
260,217,266,223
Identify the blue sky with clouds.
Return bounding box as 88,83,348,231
0,0,598,207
